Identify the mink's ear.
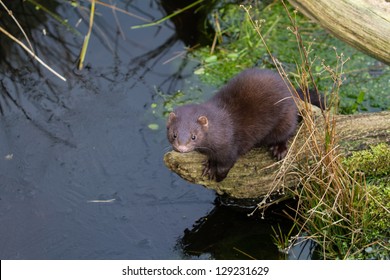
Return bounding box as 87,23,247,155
197,116,208,128
167,112,176,126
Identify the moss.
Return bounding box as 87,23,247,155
341,144,390,259
343,143,390,177
358,181,390,260
366,182,390,232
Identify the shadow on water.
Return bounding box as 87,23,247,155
0,0,310,259
178,198,315,260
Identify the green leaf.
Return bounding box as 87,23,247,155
148,123,159,130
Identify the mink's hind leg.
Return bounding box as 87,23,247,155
270,141,288,160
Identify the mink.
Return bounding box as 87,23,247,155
167,68,321,182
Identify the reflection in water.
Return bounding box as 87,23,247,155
160,0,215,47
179,198,314,260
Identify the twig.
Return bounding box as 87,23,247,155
87,0,150,22
0,26,66,81
131,0,204,29
0,0,34,51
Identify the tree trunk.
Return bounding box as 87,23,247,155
163,110,390,199
287,0,390,65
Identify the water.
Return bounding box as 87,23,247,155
0,0,302,259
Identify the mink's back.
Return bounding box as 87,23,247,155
207,68,297,153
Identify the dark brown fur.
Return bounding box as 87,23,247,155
167,68,299,182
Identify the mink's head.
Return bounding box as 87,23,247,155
166,105,209,153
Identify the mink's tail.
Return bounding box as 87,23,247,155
296,88,325,110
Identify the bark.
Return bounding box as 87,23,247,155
287,0,390,65
163,110,390,199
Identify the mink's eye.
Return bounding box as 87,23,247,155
173,132,177,139
191,135,196,141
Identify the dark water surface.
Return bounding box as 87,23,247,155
0,1,300,259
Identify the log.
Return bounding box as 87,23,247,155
163,110,390,199
287,0,390,65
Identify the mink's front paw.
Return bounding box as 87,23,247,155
201,159,210,177
202,160,227,181
201,159,215,180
